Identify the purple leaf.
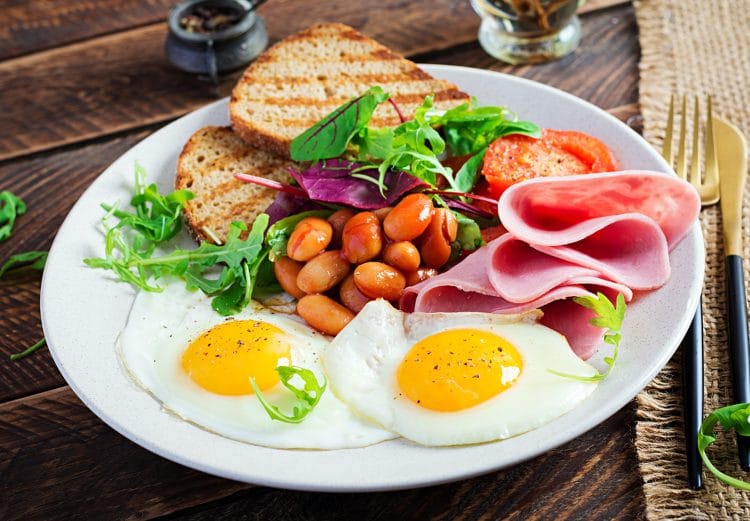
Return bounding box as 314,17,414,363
290,159,426,210
264,192,324,224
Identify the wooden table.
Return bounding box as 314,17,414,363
0,1,647,519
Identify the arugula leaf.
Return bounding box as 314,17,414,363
698,403,750,490
0,251,47,278
102,162,194,245
9,338,46,361
0,191,27,242
549,292,626,382
356,126,394,161
250,366,327,423
453,147,487,193
431,101,540,156
86,164,275,316
265,210,332,261
368,95,456,193
290,86,389,161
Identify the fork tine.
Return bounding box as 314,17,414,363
662,94,675,164
689,96,701,190
676,95,688,180
703,95,720,204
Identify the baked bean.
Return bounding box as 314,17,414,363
273,256,306,299
373,206,393,221
296,294,354,336
339,274,372,313
383,194,434,241
286,217,332,261
354,262,406,301
420,208,458,268
327,209,356,248
342,212,383,263
382,241,420,273
404,267,439,286
296,250,351,294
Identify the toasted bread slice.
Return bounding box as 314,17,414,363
230,23,470,158
176,126,295,243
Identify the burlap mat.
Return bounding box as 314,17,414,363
633,0,750,518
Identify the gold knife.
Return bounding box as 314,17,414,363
716,116,750,469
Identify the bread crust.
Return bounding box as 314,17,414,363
176,126,296,243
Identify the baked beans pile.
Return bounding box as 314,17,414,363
272,194,458,335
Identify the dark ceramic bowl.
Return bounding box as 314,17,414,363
165,0,268,77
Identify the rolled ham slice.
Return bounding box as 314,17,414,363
487,234,635,302
498,170,700,249
401,171,700,359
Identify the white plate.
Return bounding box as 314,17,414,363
41,65,703,492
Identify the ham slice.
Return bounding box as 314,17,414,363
401,171,699,359
498,170,700,249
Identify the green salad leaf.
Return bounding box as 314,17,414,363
349,95,454,195
87,217,270,315
431,101,541,156
9,338,46,361
699,403,750,490
453,147,488,193
250,366,327,423
0,191,27,242
549,292,626,382
0,251,47,278
101,162,194,246
85,164,271,316
290,86,389,161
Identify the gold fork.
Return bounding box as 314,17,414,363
661,94,719,489
662,95,720,203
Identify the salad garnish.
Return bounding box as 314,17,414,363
290,86,390,162
85,164,275,316
0,190,26,242
9,338,47,362
549,292,626,382
699,402,750,490
289,87,540,198
250,365,327,423
0,251,47,278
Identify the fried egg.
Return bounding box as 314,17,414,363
323,299,598,446
118,281,396,449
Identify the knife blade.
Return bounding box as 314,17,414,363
716,116,750,469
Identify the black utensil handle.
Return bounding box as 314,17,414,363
681,302,703,489
726,254,750,469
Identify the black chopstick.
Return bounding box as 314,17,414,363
682,300,703,489
725,255,750,469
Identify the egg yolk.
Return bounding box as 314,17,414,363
396,329,523,412
181,320,291,396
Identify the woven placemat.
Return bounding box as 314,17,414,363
634,0,750,518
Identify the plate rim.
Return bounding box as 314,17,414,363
40,64,703,492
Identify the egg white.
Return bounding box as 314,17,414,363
323,299,599,446
117,281,396,449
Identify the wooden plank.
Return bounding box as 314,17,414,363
0,0,627,64
0,0,480,163
0,385,643,520
0,387,250,521
580,0,631,15
0,130,153,402
0,2,634,163
0,0,176,60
